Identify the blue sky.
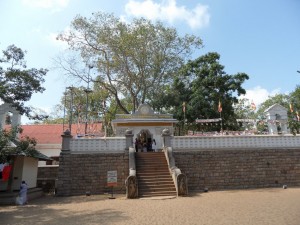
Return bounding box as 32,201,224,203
0,0,299,123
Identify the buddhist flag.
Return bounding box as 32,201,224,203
250,100,256,110
290,103,294,113
218,100,222,113
182,102,186,113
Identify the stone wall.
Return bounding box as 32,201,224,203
37,165,59,193
52,146,300,196
56,152,129,196
174,148,300,191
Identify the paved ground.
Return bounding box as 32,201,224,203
1,188,300,225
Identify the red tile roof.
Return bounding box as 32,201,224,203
4,123,104,145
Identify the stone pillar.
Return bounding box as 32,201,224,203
61,129,73,154
125,129,134,150
162,128,172,148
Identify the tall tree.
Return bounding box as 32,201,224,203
0,45,48,119
233,98,257,119
158,52,249,131
57,12,203,113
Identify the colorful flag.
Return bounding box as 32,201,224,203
290,103,294,113
182,102,186,113
218,100,222,113
250,100,256,110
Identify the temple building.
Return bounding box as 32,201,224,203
111,104,178,151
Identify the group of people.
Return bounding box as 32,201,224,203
134,138,157,152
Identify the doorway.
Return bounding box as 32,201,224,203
135,129,153,152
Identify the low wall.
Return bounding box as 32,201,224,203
172,135,300,150
174,148,300,191
56,152,129,196
70,137,126,152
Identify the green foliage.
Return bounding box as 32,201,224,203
0,126,40,163
154,52,249,133
57,12,203,113
233,98,256,119
256,94,290,119
287,86,300,135
0,45,48,119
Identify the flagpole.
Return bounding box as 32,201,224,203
183,102,186,135
218,99,223,135
220,111,223,135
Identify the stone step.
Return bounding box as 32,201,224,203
136,152,176,198
137,173,171,177
139,191,177,198
139,183,176,189
138,179,174,184
136,168,169,172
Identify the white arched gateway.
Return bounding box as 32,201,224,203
111,104,178,151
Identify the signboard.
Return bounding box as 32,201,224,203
107,170,117,187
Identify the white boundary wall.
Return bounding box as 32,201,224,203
171,135,300,150
70,137,126,153
69,135,300,152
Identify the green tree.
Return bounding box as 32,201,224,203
57,12,203,113
287,86,300,135
157,52,249,133
0,126,42,191
0,45,48,119
255,93,289,119
233,98,256,119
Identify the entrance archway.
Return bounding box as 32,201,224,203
135,129,153,152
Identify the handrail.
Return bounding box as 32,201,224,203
125,147,138,198
163,146,188,196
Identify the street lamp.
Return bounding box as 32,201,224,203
84,65,93,135
66,86,74,133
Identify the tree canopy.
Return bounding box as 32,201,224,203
57,12,203,113
0,126,39,163
152,52,249,132
0,45,48,119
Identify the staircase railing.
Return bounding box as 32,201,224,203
162,128,188,196
163,146,188,196
125,147,138,198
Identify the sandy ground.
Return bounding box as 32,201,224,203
1,188,300,225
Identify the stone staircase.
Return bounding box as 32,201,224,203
136,152,177,198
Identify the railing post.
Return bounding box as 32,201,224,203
61,129,73,154
162,128,172,147
125,129,134,150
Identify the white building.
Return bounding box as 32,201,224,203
264,104,289,134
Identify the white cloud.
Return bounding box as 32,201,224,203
124,0,210,29
240,86,281,107
21,0,69,12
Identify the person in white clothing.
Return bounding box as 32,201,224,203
19,181,28,205
152,139,157,152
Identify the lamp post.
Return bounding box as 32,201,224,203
66,86,74,133
84,65,93,135
62,90,67,132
